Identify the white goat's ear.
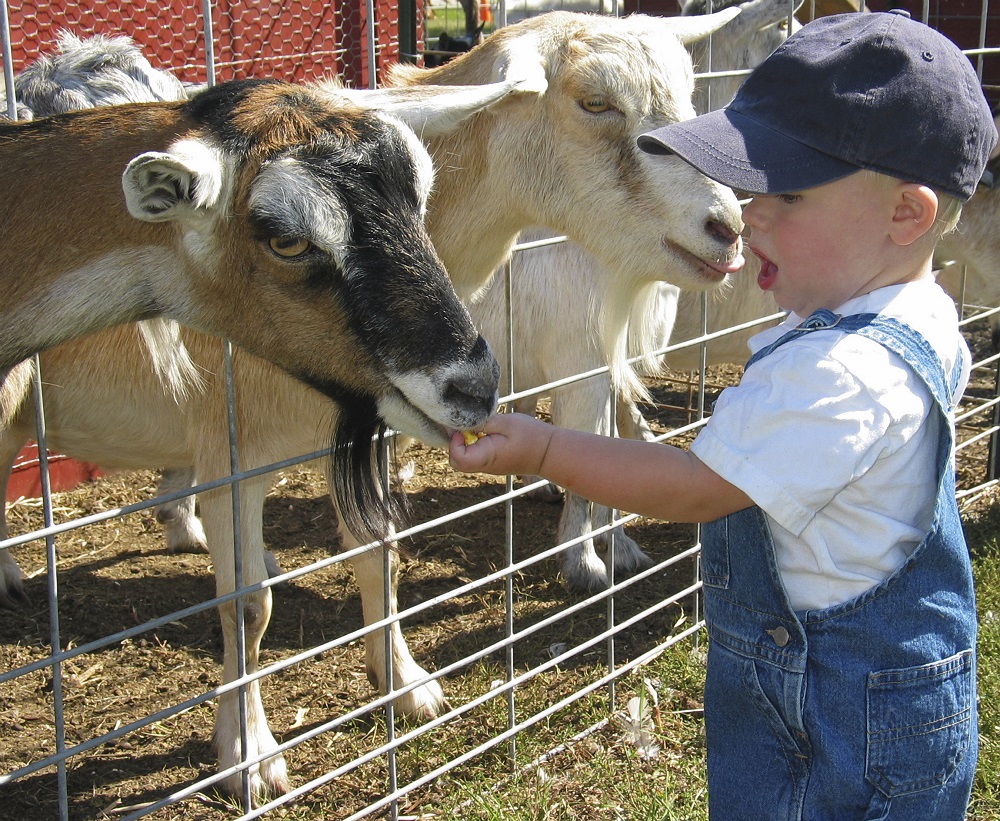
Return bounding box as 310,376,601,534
715,0,803,33
664,5,743,44
122,139,224,222
491,34,548,95
338,81,521,138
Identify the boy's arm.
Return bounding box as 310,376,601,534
449,412,753,524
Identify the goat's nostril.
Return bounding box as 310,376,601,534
706,218,739,247
445,376,498,408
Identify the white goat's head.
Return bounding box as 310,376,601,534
683,0,803,115
386,11,749,299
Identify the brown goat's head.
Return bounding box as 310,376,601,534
124,80,501,537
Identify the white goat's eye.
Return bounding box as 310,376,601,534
580,97,612,114
268,236,312,258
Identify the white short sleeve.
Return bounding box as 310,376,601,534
692,332,921,537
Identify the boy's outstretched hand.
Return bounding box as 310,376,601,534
449,409,753,524
448,412,554,477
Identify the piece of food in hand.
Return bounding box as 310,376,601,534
462,430,486,445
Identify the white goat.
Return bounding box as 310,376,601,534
1,11,746,800
472,0,799,590
2,31,190,118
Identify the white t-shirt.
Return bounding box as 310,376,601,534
690,280,970,611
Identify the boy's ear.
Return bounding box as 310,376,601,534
890,184,938,246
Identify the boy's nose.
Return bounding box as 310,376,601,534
741,197,766,229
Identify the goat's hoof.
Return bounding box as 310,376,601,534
597,533,654,576
215,736,290,805
395,678,447,722
560,552,610,593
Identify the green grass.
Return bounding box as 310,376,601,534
423,5,482,43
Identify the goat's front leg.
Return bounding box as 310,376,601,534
343,525,446,721
197,476,289,802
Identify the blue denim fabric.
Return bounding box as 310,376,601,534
701,310,978,821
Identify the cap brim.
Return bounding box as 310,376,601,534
637,108,860,194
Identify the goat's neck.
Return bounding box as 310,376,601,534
0,108,188,368
423,136,530,300
0,247,185,370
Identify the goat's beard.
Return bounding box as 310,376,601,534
328,396,404,547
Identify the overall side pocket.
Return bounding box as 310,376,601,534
700,517,730,589
865,649,976,797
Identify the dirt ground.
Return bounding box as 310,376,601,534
2,324,998,819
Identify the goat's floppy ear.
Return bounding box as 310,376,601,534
665,5,742,44
123,139,224,222
491,34,548,95
338,82,521,138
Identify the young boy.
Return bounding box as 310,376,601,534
449,11,996,820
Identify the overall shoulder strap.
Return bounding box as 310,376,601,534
746,309,962,409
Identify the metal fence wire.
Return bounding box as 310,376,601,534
2,1,1000,819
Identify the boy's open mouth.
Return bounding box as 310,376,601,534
753,248,778,291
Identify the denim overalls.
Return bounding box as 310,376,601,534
701,310,978,821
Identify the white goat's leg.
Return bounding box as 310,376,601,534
392,434,418,483
550,378,652,591
345,524,446,721
155,466,207,553
154,467,282,577
590,500,654,578
556,492,608,591
197,474,289,801
616,394,657,442
0,431,30,609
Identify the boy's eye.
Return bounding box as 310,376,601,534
778,194,801,204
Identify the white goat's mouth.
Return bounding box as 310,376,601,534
664,238,744,285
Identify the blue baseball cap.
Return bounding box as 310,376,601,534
638,11,997,201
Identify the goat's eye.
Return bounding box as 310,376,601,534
580,97,612,114
268,236,312,258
